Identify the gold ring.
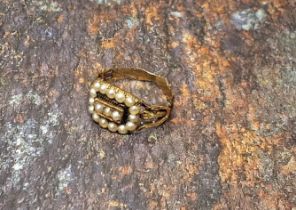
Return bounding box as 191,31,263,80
88,68,173,134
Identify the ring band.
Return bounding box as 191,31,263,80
88,68,173,134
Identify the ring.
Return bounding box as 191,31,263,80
88,68,173,134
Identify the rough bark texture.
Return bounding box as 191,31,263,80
0,0,295,209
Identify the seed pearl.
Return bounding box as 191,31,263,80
118,125,127,134
93,81,101,91
129,105,140,115
89,88,97,97
99,118,108,128
112,111,121,121
126,121,137,131
103,107,112,116
125,96,135,107
89,97,95,104
115,92,125,103
95,103,104,112
92,113,100,122
107,88,116,99
99,83,109,94
88,105,94,113
108,122,118,132
128,114,139,123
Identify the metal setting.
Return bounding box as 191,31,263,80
88,68,173,134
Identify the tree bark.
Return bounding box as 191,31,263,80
0,0,295,209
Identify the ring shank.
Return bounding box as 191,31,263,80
98,68,173,104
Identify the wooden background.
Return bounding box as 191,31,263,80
0,0,295,209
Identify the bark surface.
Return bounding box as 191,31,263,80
0,0,295,209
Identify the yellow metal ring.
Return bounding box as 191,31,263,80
88,68,173,134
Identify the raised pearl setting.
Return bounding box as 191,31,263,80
125,96,135,107
111,111,121,121
99,83,109,94
90,88,97,97
95,103,104,112
88,105,94,114
93,81,101,91
103,107,112,117
92,113,100,122
89,79,141,134
108,122,118,132
118,125,127,134
126,121,137,131
115,91,125,103
129,105,140,115
107,88,116,99
89,98,95,105
99,118,108,128
128,114,139,123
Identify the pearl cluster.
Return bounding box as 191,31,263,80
88,79,141,134
93,102,122,122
